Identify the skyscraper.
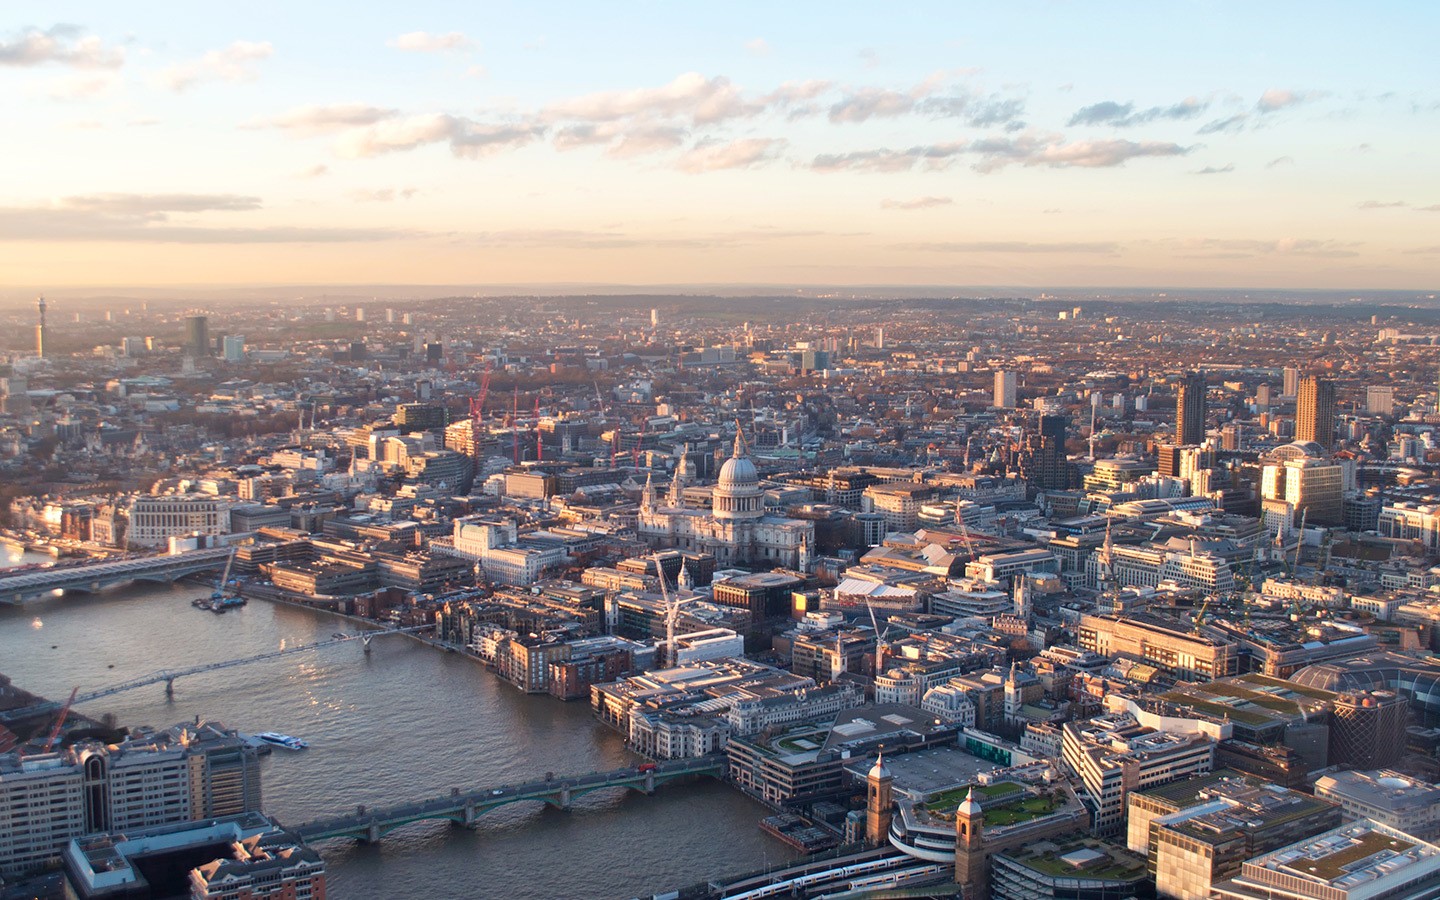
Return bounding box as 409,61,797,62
1176,371,1207,446
994,371,1017,408
34,296,47,359
184,315,211,357
1283,367,1300,398
1297,375,1336,448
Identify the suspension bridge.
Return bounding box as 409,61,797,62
0,624,433,722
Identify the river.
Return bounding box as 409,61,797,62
0,546,798,899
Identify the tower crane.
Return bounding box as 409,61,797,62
42,687,78,752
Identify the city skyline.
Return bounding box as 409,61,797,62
3,2,1438,291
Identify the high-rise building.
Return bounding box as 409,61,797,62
994,371,1018,409
1177,371,1207,446
222,335,245,362
184,315,211,357
1023,414,1070,490
355,306,365,322
1282,366,1300,398
1255,383,1272,408
34,296,48,359
875,326,885,349
650,307,659,327
1297,375,1336,448
1367,385,1394,415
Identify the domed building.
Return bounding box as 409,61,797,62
637,428,813,568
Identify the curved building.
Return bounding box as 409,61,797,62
1292,652,1440,725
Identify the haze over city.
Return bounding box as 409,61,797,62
2,1,1438,295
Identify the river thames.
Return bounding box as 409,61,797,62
0,546,797,899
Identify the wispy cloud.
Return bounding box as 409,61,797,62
46,72,120,100
542,72,756,125
827,73,1023,128
157,40,273,91
969,134,1191,173
263,104,400,137
1266,156,1295,168
348,187,419,202
1257,88,1325,113
388,31,476,53
880,196,952,210
896,240,1121,254
1068,97,1207,127
676,138,785,173
1357,200,1407,209
1193,164,1235,175
1197,114,1248,135
1168,237,1361,258
334,114,542,158
0,25,123,68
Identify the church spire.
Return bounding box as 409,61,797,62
733,421,748,459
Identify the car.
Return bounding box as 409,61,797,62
637,763,657,773
492,789,504,796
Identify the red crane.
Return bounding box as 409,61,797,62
511,387,520,465
43,687,78,752
469,361,492,457
534,397,543,462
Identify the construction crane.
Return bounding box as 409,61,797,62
211,547,237,602
534,397,543,462
654,553,699,669
1192,596,1213,634
511,387,520,465
43,687,78,752
469,361,493,455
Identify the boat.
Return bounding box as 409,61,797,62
211,595,246,612
254,731,309,751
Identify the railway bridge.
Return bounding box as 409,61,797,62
0,547,233,604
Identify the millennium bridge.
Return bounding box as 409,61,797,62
0,625,433,723
0,547,233,604
290,755,726,843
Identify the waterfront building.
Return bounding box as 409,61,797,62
0,722,260,878
126,494,231,548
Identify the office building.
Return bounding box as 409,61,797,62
1210,820,1440,900
0,722,261,878
1176,371,1207,446
222,334,245,362
1282,366,1300,398
1142,776,1340,900
1314,770,1440,839
184,314,211,356
62,812,323,900
995,371,1018,409
126,494,231,548
1061,712,1218,836
992,836,1153,900
1368,385,1395,415
1329,690,1407,769
1296,375,1335,449
1077,613,1240,681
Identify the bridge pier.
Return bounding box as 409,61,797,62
462,801,477,827
363,820,381,844
559,787,572,810
164,678,174,698
644,771,655,794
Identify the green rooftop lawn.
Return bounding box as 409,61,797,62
925,781,1022,813
1293,832,1414,881
1019,852,1147,881
983,794,1063,827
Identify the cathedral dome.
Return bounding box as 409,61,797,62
717,454,758,490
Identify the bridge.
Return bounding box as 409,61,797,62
291,755,726,843
0,625,433,722
0,547,234,605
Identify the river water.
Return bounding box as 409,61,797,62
0,546,797,899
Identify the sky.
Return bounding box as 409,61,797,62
1,2,1438,291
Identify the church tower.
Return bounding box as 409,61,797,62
954,787,986,894
1004,662,1023,728
865,753,893,846
640,469,656,513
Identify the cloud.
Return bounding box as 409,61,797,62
1168,237,1361,258
812,142,968,173
263,103,399,137
827,74,1025,128
157,40,273,91
61,193,262,214
389,31,476,53
348,188,418,202
745,38,770,56
896,240,1121,254
296,164,329,178
334,114,542,158
1068,97,1208,127
1419,205,1440,213
1198,114,1248,134
1403,246,1440,255
0,193,413,244
676,138,785,173
542,72,755,125
1257,88,1325,113
553,122,688,157
881,196,952,210
0,25,123,68
967,134,1191,173
1266,156,1295,168
1193,164,1235,175
47,72,119,100
1357,200,1407,209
